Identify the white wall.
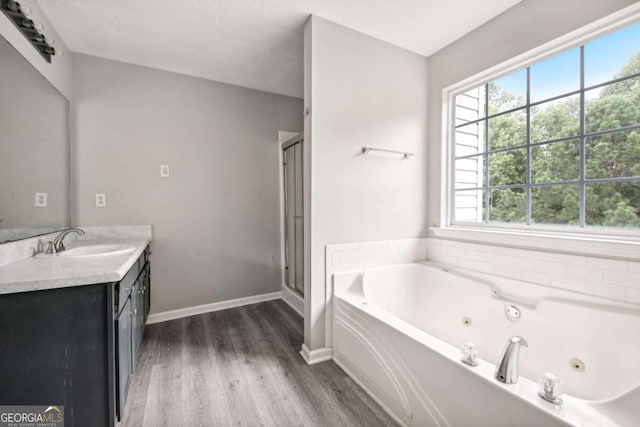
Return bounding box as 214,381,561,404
304,16,428,351
0,0,72,98
72,53,303,314
426,0,639,228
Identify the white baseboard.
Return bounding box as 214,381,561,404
281,285,304,317
299,344,333,365
146,291,282,324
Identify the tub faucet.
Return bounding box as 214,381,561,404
48,228,85,253
495,336,528,384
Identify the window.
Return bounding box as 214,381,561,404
451,21,640,233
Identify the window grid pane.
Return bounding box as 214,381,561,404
531,185,581,225
585,129,640,179
488,108,527,150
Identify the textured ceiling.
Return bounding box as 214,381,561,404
37,0,521,98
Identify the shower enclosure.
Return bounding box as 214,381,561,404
282,134,304,296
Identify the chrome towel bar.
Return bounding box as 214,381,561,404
361,146,414,159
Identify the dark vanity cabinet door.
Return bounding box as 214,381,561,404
130,280,141,369
143,262,151,321
136,269,145,347
129,262,148,374
115,249,151,421
116,297,133,418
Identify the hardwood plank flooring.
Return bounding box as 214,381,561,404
117,300,398,427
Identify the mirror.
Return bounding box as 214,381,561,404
0,35,70,243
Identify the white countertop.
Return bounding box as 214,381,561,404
0,238,151,295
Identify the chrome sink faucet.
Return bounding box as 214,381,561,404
496,336,528,384
46,228,85,254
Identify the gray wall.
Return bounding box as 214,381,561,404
304,16,428,350
427,0,639,228
72,53,303,314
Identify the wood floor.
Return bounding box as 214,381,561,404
118,300,398,427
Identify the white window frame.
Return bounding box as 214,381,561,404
438,4,640,259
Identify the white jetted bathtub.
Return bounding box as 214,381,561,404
332,262,640,427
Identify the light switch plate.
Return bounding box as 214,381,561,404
95,193,106,207
35,192,47,207
160,164,170,177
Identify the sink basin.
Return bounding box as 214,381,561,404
35,244,136,259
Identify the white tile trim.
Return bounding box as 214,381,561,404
146,291,282,324
432,227,640,261
281,284,304,317
299,344,333,365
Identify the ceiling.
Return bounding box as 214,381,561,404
37,0,521,98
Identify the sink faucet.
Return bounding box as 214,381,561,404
47,228,85,254
495,336,528,384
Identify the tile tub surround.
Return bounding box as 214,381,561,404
426,238,640,305
0,225,152,295
324,237,639,305
327,238,429,274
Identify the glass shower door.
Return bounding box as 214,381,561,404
283,137,304,296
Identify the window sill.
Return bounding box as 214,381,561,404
430,226,640,261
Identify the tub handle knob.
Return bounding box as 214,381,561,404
460,342,479,367
538,373,563,405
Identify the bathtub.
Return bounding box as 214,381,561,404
332,262,640,427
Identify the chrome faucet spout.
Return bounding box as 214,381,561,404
495,336,528,384
50,228,85,253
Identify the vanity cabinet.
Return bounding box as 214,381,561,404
0,245,151,427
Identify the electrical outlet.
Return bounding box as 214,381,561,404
160,164,170,177
35,192,47,207
95,193,106,207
